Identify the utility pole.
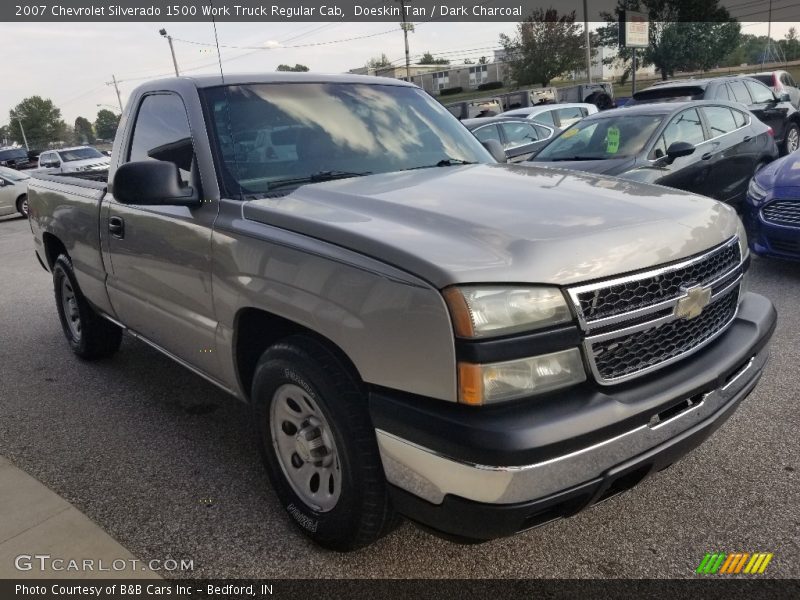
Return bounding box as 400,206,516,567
14,114,29,150
583,0,592,83
397,0,413,81
160,28,180,76
109,74,124,113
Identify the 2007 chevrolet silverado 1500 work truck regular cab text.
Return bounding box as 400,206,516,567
27,74,776,551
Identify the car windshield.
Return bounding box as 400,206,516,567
534,114,665,161
0,165,29,181
202,82,491,196
0,148,28,161
58,147,105,162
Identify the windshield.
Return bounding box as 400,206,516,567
202,82,491,196
630,86,705,104
534,114,665,161
0,165,30,181
0,148,28,161
58,147,105,162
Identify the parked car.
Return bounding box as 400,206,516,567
495,87,558,110
496,83,615,111
27,73,775,551
37,146,110,174
742,71,800,109
444,98,503,120
462,116,554,162
500,102,598,131
0,165,30,217
742,151,800,261
628,76,800,155
526,100,778,209
0,146,35,170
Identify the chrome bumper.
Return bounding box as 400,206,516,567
376,344,768,506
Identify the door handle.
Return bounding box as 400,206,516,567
109,216,125,239
701,152,713,160
743,135,752,142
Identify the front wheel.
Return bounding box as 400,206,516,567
16,194,28,217
251,335,398,551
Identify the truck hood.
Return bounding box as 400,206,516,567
243,164,740,288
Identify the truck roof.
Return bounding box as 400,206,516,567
142,72,418,89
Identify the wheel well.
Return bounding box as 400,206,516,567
234,308,362,400
42,232,67,268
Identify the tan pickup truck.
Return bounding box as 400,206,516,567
27,73,776,550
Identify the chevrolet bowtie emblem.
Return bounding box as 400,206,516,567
675,285,712,320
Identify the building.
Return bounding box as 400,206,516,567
348,64,444,80
349,61,509,96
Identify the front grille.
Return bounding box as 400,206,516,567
591,288,739,381
568,237,743,384
576,240,740,322
767,236,800,254
762,201,800,227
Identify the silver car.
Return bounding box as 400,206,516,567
0,165,30,217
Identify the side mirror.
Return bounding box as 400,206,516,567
113,160,196,206
779,92,791,102
666,141,695,161
481,139,508,163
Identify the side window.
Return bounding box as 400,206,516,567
729,80,752,105
731,108,748,128
662,108,706,148
703,106,739,137
472,124,500,144
556,107,584,128
532,124,553,139
498,122,540,149
531,110,555,127
744,80,775,103
713,84,731,101
128,93,193,183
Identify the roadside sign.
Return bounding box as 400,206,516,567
620,11,649,48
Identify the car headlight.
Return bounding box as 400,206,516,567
442,286,572,338
458,349,586,405
747,177,768,203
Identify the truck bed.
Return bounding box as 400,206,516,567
29,170,108,190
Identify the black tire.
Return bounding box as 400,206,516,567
16,194,28,217
53,254,122,359
782,122,799,155
251,334,398,551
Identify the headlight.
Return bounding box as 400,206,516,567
458,348,586,405
442,286,571,338
747,177,768,203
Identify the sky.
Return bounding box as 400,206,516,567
0,18,795,127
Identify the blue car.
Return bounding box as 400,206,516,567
743,151,800,260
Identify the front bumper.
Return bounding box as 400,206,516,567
370,292,775,541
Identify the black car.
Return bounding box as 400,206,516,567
0,147,34,170
462,116,555,163
526,100,779,209
629,76,800,155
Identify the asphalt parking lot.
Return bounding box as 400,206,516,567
0,213,798,579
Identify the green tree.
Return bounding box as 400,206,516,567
417,51,449,65
74,116,95,144
596,0,740,81
499,9,589,87
0,125,9,145
780,27,799,61
276,63,309,72
8,96,66,150
366,53,392,69
94,109,120,140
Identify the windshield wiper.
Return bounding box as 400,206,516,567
402,158,476,171
546,156,602,161
267,170,372,191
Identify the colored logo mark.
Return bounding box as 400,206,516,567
696,552,774,575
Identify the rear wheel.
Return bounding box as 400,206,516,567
783,123,799,155
16,194,28,217
251,335,398,551
53,254,122,359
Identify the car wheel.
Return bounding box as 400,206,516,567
16,194,28,217
783,123,799,155
251,334,398,551
53,254,123,359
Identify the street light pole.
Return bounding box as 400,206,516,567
397,0,412,81
11,112,29,150
111,74,124,113
160,28,180,76
583,0,592,84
